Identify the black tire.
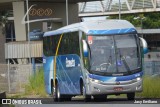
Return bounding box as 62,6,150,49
54,82,63,102
94,95,107,101
53,85,58,102
63,95,72,101
80,82,91,102
84,95,91,102
51,80,53,95
127,92,135,100
51,88,53,96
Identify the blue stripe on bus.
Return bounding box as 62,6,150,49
87,28,136,35
88,71,143,82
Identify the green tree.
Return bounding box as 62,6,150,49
0,10,9,34
108,12,160,29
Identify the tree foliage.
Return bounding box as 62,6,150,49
108,12,160,29
0,10,9,34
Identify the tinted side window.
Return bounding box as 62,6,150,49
59,32,80,55
43,35,60,56
52,35,60,56
43,32,80,56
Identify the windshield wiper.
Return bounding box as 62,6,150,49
109,48,113,64
121,56,130,71
119,49,131,73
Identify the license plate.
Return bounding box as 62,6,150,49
114,87,123,91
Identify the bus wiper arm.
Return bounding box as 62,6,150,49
121,56,131,73
118,48,131,73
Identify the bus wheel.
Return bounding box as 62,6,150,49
81,83,91,102
94,95,107,101
127,92,135,100
54,83,62,102
51,82,53,96
53,86,58,102
63,95,72,101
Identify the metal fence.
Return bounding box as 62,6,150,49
0,64,42,94
144,61,160,76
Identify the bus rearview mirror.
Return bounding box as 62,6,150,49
82,40,88,57
139,37,148,54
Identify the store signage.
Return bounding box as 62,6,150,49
22,5,55,24
29,8,53,16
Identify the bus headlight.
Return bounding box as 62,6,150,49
89,78,101,83
136,77,141,81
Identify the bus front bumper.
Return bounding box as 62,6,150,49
86,79,142,95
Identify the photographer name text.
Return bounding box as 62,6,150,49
134,100,158,104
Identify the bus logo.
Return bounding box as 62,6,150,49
66,58,75,68
29,8,53,16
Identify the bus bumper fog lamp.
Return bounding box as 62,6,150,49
136,77,141,81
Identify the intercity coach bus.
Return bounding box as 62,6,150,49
43,20,148,101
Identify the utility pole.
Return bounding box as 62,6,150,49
66,0,69,25
119,0,121,19
26,0,31,64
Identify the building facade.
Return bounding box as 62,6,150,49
0,0,96,64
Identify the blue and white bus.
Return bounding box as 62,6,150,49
43,20,148,101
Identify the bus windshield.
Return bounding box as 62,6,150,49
88,34,141,76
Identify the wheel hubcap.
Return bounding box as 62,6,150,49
57,87,60,99
83,85,86,97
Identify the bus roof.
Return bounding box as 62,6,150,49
44,20,136,37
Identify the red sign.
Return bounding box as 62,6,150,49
88,36,93,44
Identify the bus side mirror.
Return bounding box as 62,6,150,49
139,37,148,54
82,40,88,57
